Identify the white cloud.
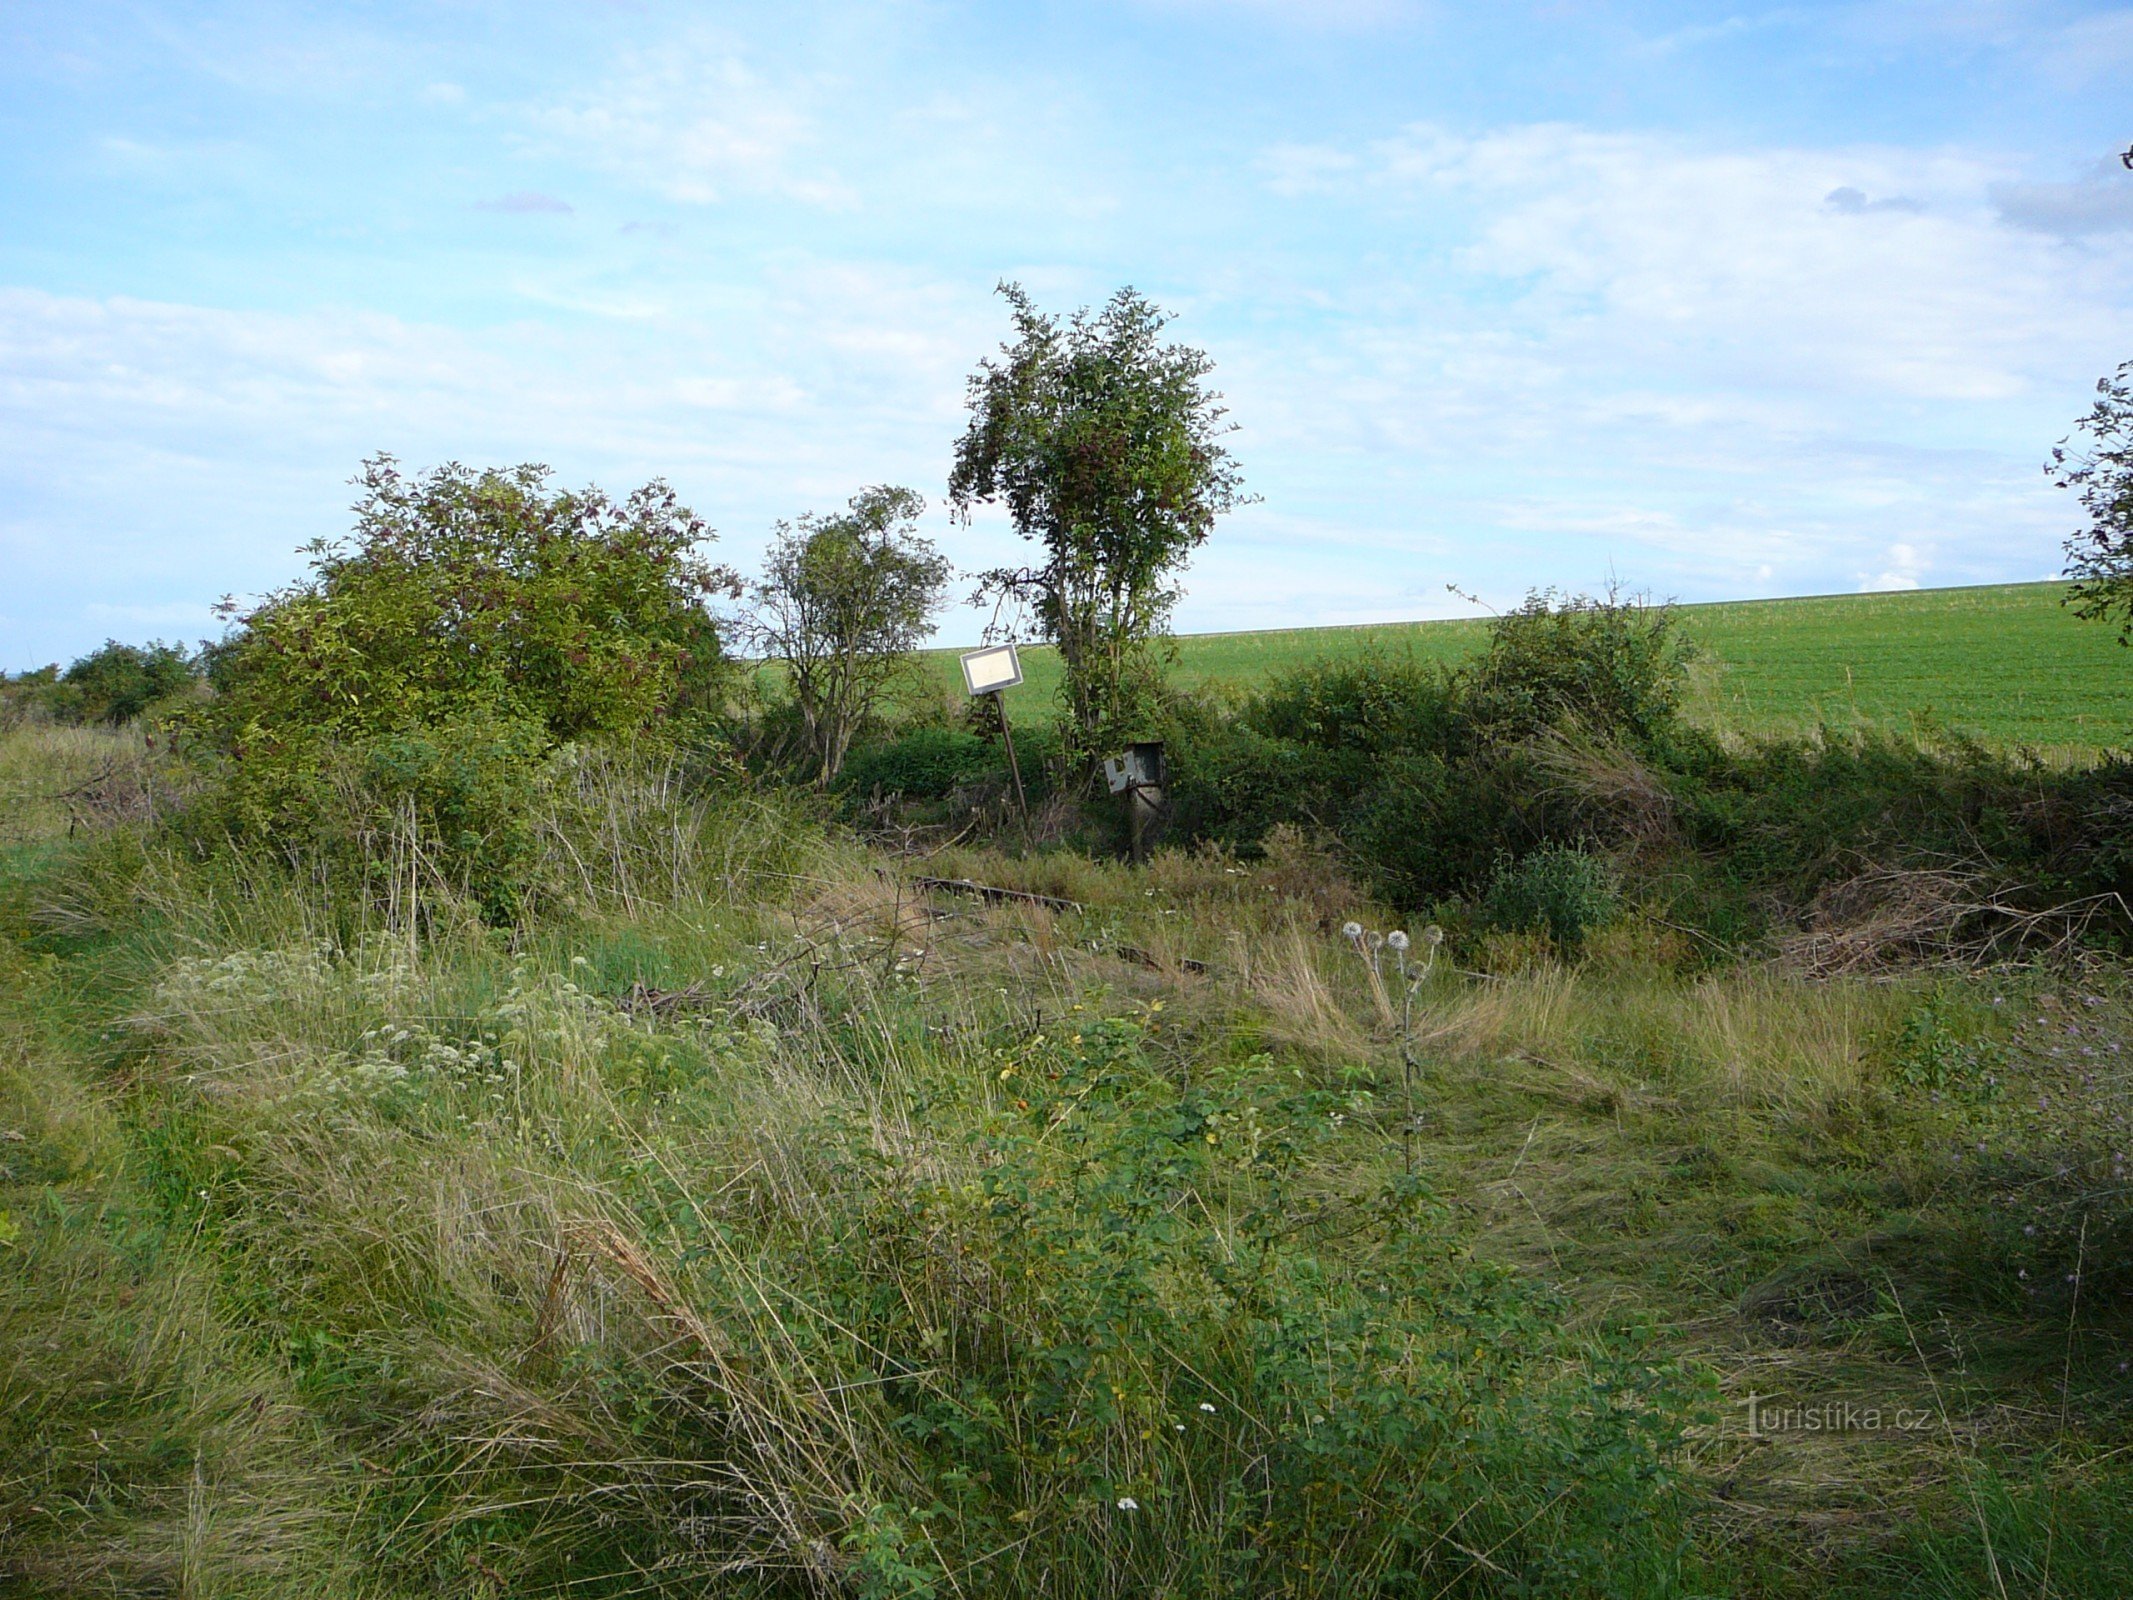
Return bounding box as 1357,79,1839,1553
0,270,1020,664
530,42,854,208
1628,11,1806,57
2034,5,2133,86
1128,0,1433,29
1824,185,1924,214
1260,143,1361,198
672,374,807,412
1252,121,2133,415
475,190,574,215
1225,120,2131,606
1861,541,1929,591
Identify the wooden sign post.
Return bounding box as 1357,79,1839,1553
958,644,1029,827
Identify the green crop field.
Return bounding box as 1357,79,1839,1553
910,581,2130,755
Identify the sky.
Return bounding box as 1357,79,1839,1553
2,0,2131,669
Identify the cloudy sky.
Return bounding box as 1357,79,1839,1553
3,0,2131,668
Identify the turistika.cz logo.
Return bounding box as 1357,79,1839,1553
1741,1394,1937,1436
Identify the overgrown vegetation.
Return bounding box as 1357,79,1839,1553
7,350,2133,1595
6,715,2133,1597
1149,590,2133,960
0,638,200,729
175,455,741,920
883,581,2126,754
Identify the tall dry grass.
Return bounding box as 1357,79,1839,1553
0,722,163,845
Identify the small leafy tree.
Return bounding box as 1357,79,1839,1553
2050,359,2133,641
1459,589,1690,747
207,455,739,751
734,486,951,783
948,282,1247,760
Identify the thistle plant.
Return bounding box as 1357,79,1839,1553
1341,919,1443,1032
1341,919,1445,1174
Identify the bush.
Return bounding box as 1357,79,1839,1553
344,713,556,921
1483,844,1620,953
177,710,556,923
1248,655,1460,757
1155,593,2133,957
839,727,996,800
1460,589,1689,747
61,639,200,725
1,641,199,727
202,457,737,753
1161,717,1319,851
1162,603,1680,909
180,457,741,919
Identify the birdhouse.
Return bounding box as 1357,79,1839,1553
1103,740,1165,794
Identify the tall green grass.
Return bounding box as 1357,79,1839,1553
3,725,2132,1596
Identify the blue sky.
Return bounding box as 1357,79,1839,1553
3,0,2131,668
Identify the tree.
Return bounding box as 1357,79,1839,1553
948,282,1248,760
2050,359,2133,642
734,486,951,783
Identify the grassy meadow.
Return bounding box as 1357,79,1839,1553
904,583,2129,756
4,718,2132,1597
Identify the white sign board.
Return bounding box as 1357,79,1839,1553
959,643,1024,696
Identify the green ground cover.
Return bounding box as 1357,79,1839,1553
905,583,2129,755
4,726,2133,1597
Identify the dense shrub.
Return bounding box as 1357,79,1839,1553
62,640,200,725
1248,655,1461,757
0,640,199,727
181,456,740,917
203,457,737,751
1482,843,1620,952
1460,589,1689,747
1165,594,1687,909
1343,747,1575,910
838,726,995,800
1158,592,2133,954
346,714,557,921
1161,717,1320,851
